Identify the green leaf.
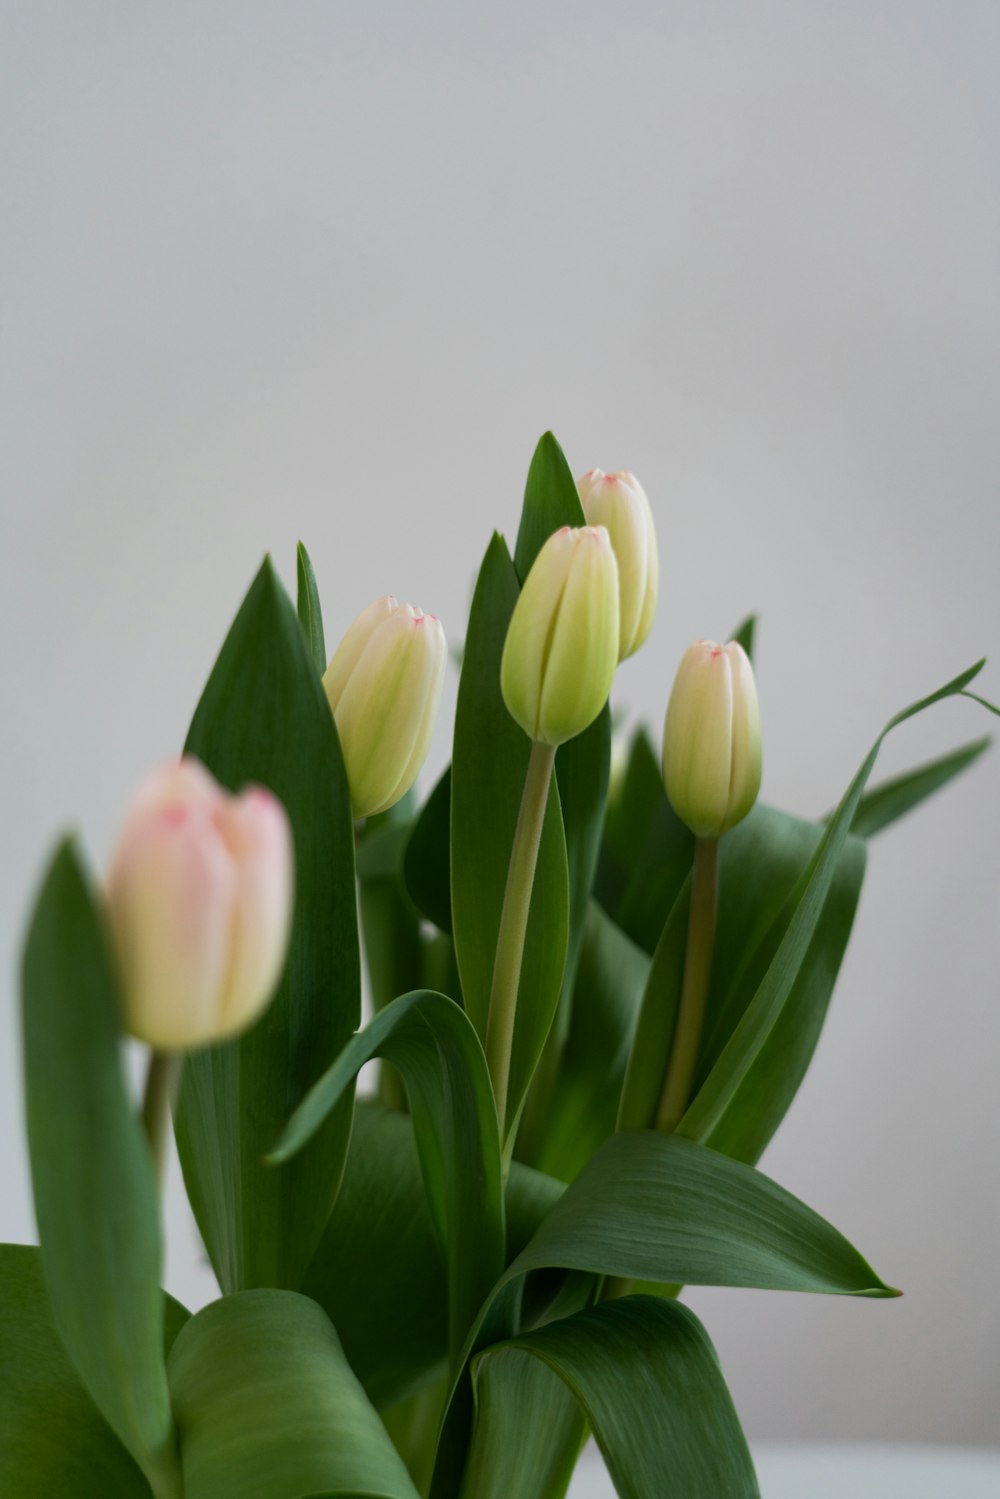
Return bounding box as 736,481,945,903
271,990,504,1367
301,1104,563,1412
679,660,987,1145
167,1290,420,1499
404,766,453,933
730,613,757,662
20,844,182,1499
596,728,694,954
833,735,992,838
176,558,360,1293
617,879,690,1134
451,533,570,1142
464,1297,758,1499
0,1243,176,1498
296,540,327,675
431,1128,891,1497
513,431,585,583
532,902,651,1180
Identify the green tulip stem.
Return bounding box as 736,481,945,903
141,1049,183,1188
655,834,720,1134
485,739,557,1142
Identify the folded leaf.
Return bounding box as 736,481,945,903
271,990,504,1367
168,1290,419,1499
463,1297,758,1499
176,558,360,1293
21,844,182,1498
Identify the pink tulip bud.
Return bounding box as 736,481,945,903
106,759,294,1050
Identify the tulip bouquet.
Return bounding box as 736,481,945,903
7,434,996,1499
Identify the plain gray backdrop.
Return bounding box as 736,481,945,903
2,0,998,1448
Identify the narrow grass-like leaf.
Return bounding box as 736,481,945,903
451,533,570,1141
21,844,182,1499
0,1244,187,1498
272,991,504,1366
176,558,360,1293
168,1291,419,1499
830,735,992,838
680,661,987,1144
296,540,327,675
464,1297,758,1499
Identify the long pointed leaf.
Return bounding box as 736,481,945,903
464,1297,758,1499
680,661,987,1144
831,735,991,838
296,540,327,675
21,843,181,1497
176,557,360,1292
271,990,504,1366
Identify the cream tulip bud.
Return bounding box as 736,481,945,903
501,525,620,746
662,640,762,837
323,596,446,819
577,469,658,660
106,759,294,1050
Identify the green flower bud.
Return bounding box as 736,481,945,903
501,526,619,745
323,596,447,819
662,640,761,837
577,469,659,660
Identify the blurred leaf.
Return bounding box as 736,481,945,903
680,660,987,1146
513,431,585,583
271,989,504,1367
296,540,327,675
596,728,694,953
532,903,650,1180
730,613,757,662
302,1103,563,1411
463,1297,758,1499
404,766,453,932
168,1290,419,1499
0,1243,187,1498
451,533,569,1145
176,558,360,1293
831,735,991,838
617,879,690,1134
21,844,182,1498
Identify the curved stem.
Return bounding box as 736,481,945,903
141,1050,182,1188
655,835,720,1134
485,741,557,1141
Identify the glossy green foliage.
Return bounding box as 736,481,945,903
168,1291,419,1499
0,1244,186,1499
176,558,360,1293
464,1297,758,1499
451,532,569,1142
20,844,181,1498
272,990,504,1367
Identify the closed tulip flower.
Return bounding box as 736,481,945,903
323,596,446,819
577,469,658,660
106,758,294,1050
662,640,762,837
501,525,619,745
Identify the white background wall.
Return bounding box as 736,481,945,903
2,0,998,1447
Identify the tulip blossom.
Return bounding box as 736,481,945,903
662,640,762,837
323,596,447,819
577,469,659,660
106,758,294,1049
501,525,620,745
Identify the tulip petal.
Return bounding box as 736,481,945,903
663,643,734,837
213,787,295,1036
537,527,619,746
